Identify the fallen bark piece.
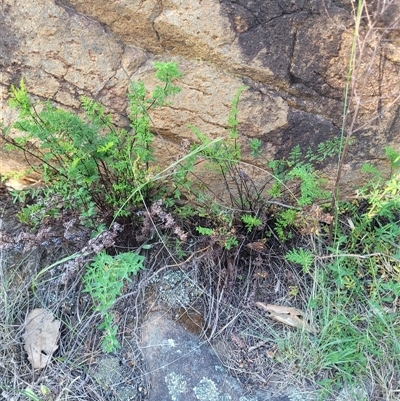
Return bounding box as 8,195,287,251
255,302,315,333
22,308,61,369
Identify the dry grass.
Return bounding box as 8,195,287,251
1,179,400,401
0,189,149,401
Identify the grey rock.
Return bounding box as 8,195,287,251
151,269,204,308
140,311,299,401
91,355,139,401
141,311,262,401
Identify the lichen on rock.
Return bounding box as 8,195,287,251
165,372,187,401
193,377,226,401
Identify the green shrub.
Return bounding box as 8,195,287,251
2,62,182,226
4,57,399,399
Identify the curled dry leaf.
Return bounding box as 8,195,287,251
247,239,266,252
255,302,316,334
5,177,43,191
22,308,61,369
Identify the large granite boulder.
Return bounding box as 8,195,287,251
1,0,399,194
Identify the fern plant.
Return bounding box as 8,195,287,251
2,62,182,226
268,144,331,206
83,250,145,352
285,248,314,273
241,214,262,232
264,142,341,240
358,147,400,219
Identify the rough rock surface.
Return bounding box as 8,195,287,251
140,311,292,401
90,355,140,401
1,0,399,192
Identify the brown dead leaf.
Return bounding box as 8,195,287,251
302,204,334,225
5,177,43,191
255,302,315,333
295,204,334,235
22,309,61,370
247,239,266,252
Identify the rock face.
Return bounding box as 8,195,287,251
1,0,399,193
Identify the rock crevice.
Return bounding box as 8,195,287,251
1,0,399,193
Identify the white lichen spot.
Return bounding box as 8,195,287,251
193,377,226,401
165,372,187,401
214,365,225,373
153,270,203,307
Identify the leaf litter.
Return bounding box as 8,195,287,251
255,302,316,334
22,308,61,370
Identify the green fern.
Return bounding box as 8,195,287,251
286,248,314,273
275,209,297,240
83,250,145,352
385,146,400,168
241,214,262,232
288,164,329,206
3,62,183,226
249,138,262,158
